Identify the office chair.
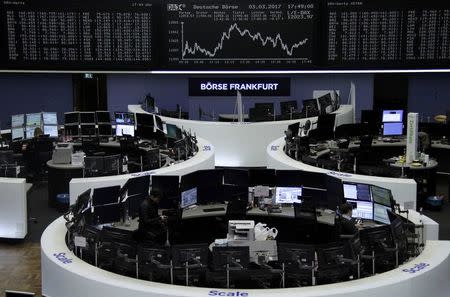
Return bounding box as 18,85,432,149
26,136,53,183
114,240,139,278
137,245,172,282
225,198,248,221
293,198,318,243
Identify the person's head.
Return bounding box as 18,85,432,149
339,203,353,216
34,127,43,138
149,189,162,204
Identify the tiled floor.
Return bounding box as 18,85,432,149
0,242,41,297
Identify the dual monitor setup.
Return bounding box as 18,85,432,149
11,112,58,140
343,182,393,225
360,109,405,138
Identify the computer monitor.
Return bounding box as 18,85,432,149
343,182,371,201
114,112,135,125
196,169,224,204
73,189,91,215
181,187,197,208
43,125,58,137
80,124,96,137
64,124,79,137
96,111,111,123
383,122,403,136
135,113,154,127
212,246,250,271
302,99,320,117
370,185,392,207
280,100,298,115
25,126,36,139
326,175,343,211
151,175,180,209
223,168,249,187
115,124,135,137
275,170,302,187
166,123,181,140
135,125,155,139
382,110,403,123
373,203,390,225
42,112,58,125
317,93,333,115
154,115,164,132
93,203,122,225
5,290,36,297
64,112,80,124
287,122,300,137
278,243,315,268
98,124,112,136
79,112,96,124
92,185,121,206
11,114,24,127
171,243,209,267
11,127,24,140
348,200,373,220
26,113,42,126
275,187,302,204
248,168,276,186
254,102,274,114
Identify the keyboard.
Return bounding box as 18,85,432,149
203,207,226,212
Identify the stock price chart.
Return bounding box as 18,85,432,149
165,1,318,69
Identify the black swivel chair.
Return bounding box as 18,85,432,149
293,198,318,243
225,198,248,221
26,136,54,182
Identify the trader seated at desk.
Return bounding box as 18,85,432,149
137,190,167,243
338,203,362,235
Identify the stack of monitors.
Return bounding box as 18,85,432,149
114,112,135,137
343,182,392,224
64,112,80,137
382,110,404,137
42,112,58,137
80,112,96,137
96,111,112,137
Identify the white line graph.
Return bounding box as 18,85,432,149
180,22,309,60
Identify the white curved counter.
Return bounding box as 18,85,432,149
266,137,419,210
42,217,450,297
69,137,215,204
129,105,353,167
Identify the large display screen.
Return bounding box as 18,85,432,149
275,187,303,204
164,0,318,69
0,0,157,70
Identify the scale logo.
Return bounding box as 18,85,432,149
53,252,73,264
208,291,248,296
402,262,429,274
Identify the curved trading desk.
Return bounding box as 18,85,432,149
42,215,449,297
266,137,419,210
68,137,215,205
128,105,353,167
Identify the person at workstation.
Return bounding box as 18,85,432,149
138,190,167,243
338,203,362,235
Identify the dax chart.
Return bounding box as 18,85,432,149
165,1,318,69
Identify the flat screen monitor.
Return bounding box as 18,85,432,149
64,112,80,124
96,111,111,123
151,175,180,209
25,126,36,139
348,200,373,220
383,122,403,136
136,125,155,139
11,114,24,127
115,124,135,137
42,112,58,125
374,203,391,225
317,93,333,114
371,185,392,207
93,203,122,225
181,187,197,208
196,169,224,204
80,112,96,124
275,187,302,204
43,125,58,137
275,170,302,187
135,113,154,127
382,110,403,123
302,99,320,117
80,124,96,137
92,185,121,206
64,124,79,137
26,113,42,126
11,127,24,140
114,112,135,125
254,102,274,114
280,100,298,115
180,171,198,191
343,183,371,201
287,122,300,137
166,123,181,139
154,115,164,132
223,168,249,187
98,124,112,136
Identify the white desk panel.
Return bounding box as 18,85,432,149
0,177,27,238
41,217,450,297
69,137,215,205
266,137,418,210
129,105,353,167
